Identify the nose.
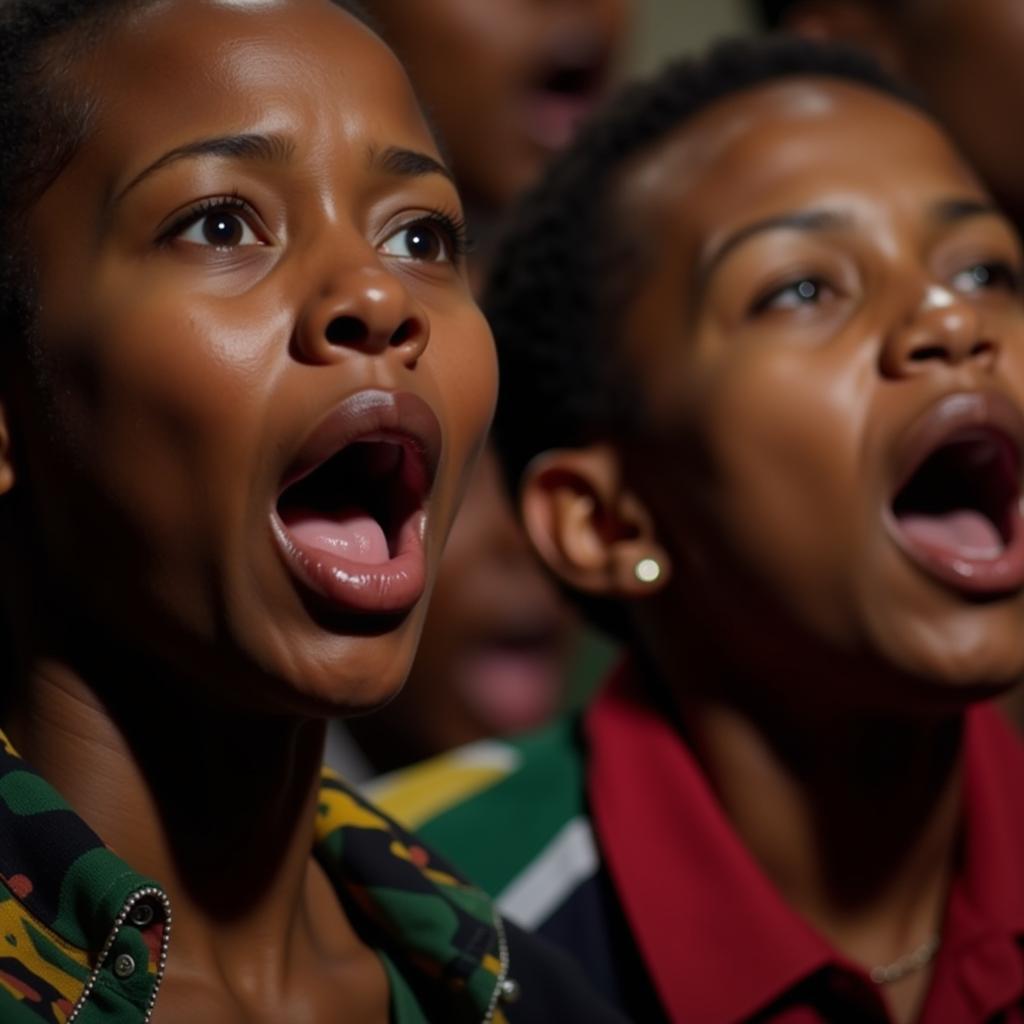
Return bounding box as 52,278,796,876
295,264,429,367
880,285,998,378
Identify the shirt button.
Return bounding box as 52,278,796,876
129,903,155,928
113,953,136,979
499,977,521,1004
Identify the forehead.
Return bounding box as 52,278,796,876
613,78,985,260
65,0,438,170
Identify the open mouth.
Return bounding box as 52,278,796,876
271,390,441,615
893,431,1017,560
523,35,612,151
277,438,425,567
887,393,1024,595
458,624,568,734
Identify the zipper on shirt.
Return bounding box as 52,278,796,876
482,910,512,1024
67,886,173,1024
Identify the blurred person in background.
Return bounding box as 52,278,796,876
751,1,1024,238
751,0,1024,731
329,0,634,778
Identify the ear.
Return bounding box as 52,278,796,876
0,403,14,497
520,445,671,599
782,0,906,73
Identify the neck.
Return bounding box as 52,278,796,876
682,695,960,958
635,623,963,1010
7,650,333,986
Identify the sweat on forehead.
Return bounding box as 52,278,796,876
485,37,924,494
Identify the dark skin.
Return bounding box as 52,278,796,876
777,0,1024,735
520,81,1024,1024
0,2,496,1021
364,0,632,217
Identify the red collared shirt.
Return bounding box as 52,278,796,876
587,668,1024,1024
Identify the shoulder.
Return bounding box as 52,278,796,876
364,715,589,899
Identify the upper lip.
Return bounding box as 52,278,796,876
279,389,442,500
889,390,1024,499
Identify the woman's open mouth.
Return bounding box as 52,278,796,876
523,32,613,152
887,391,1024,596
271,390,441,615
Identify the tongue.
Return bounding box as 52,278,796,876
899,509,1004,560
285,507,390,565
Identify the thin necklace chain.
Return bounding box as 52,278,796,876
869,933,941,985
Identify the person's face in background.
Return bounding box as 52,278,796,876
365,0,633,213
341,0,634,774
775,0,1024,726
779,1,1024,236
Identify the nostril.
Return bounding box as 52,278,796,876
910,345,947,362
971,340,996,360
389,319,417,347
325,316,368,345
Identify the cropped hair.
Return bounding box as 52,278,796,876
0,0,370,348
486,36,922,494
750,0,893,30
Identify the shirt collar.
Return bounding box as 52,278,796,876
955,704,1024,936
0,729,507,1023
584,662,1024,1024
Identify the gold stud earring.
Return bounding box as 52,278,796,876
634,557,662,585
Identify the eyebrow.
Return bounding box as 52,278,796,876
932,197,1000,223
699,197,1003,285
699,209,849,286
114,136,454,207
115,132,296,203
368,145,455,185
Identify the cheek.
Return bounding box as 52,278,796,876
430,305,497,501
693,349,875,634
26,284,279,577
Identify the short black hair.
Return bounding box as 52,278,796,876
750,0,893,30
0,0,371,349
486,37,922,495
753,0,803,28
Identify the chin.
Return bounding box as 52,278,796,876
294,648,415,718
874,606,1024,706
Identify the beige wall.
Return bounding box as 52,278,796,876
628,0,754,75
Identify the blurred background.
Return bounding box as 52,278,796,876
630,0,752,73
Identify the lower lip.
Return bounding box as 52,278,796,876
272,510,428,615
887,506,1024,596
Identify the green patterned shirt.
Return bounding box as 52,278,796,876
0,729,516,1024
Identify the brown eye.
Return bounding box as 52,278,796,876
381,222,448,262
175,203,262,248
379,214,468,264
752,276,832,315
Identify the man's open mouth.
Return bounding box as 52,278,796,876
272,390,441,615
887,392,1024,596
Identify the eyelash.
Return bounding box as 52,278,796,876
157,198,472,263
413,209,472,261
750,275,832,315
158,193,253,245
